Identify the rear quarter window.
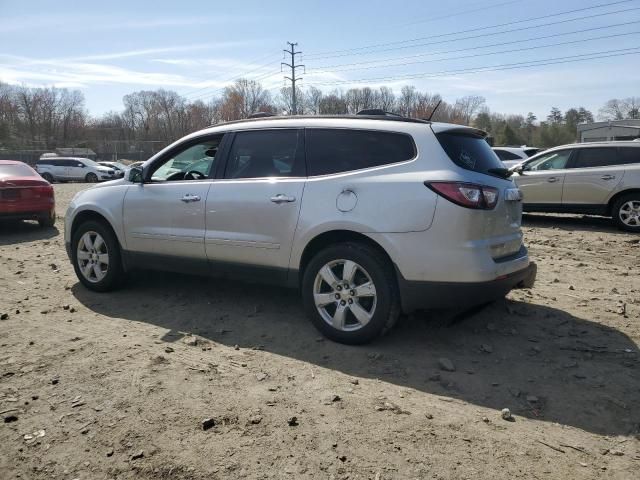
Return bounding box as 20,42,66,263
618,147,640,165
436,132,504,176
306,129,416,176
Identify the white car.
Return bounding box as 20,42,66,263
493,147,542,168
35,157,117,183
98,161,127,178
64,113,536,344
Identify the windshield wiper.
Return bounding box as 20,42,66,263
488,167,512,179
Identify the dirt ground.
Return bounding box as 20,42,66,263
1,183,639,480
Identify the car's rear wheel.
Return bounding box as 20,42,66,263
41,172,54,183
302,242,400,344
38,209,55,228
85,172,98,183
72,220,124,291
612,193,640,232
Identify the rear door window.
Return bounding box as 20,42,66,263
618,147,640,165
436,132,505,177
571,148,618,168
306,129,416,176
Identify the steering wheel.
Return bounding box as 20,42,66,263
184,170,206,180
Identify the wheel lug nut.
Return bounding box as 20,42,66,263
340,300,346,306
334,293,340,300
336,285,342,291
348,298,353,304
350,290,355,296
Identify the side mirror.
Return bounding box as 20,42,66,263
128,166,143,183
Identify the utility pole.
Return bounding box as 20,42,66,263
281,42,304,115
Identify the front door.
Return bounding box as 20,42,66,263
122,135,223,260
515,149,573,205
205,129,306,277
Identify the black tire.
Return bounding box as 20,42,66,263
41,172,54,183
85,172,98,183
38,210,56,228
71,220,125,292
301,242,400,345
611,193,640,232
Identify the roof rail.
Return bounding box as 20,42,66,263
356,109,402,117
247,112,277,119
207,114,431,128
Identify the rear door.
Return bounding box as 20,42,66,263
562,147,624,206
514,149,573,205
204,129,305,277
52,160,69,180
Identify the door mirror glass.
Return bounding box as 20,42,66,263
128,166,143,183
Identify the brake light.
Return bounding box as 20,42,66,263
425,182,499,210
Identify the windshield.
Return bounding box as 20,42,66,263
79,158,99,167
0,164,35,178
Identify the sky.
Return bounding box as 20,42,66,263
1,0,640,120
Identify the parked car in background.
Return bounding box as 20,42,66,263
493,146,542,168
98,161,127,178
35,157,117,183
0,160,55,227
511,141,640,231
65,113,536,344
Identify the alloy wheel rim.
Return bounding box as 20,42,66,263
619,200,640,226
313,259,377,332
77,231,109,283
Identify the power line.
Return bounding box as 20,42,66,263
281,42,305,115
305,46,640,86
304,1,639,59
306,30,640,74
182,55,281,100
309,19,640,71
394,0,525,28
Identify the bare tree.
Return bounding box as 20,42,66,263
454,95,486,125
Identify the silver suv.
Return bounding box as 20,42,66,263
511,142,640,231
35,157,117,183
64,114,536,344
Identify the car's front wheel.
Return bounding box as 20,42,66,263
85,172,98,183
612,193,640,232
71,220,124,291
302,242,400,344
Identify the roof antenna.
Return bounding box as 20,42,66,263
426,100,442,121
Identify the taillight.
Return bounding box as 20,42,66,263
34,185,54,199
425,182,498,210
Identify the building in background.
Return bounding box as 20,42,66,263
577,120,640,143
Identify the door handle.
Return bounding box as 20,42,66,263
181,194,201,203
270,194,296,204
601,175,616,180
547,177,559,183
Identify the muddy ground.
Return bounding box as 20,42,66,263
1,183,639,480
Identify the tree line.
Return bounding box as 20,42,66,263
1,79,638,159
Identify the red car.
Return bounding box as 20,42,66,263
0,160,56,228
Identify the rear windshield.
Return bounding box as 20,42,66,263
436,132,505,177
0,164,35,178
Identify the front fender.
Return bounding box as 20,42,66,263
65,185,129,248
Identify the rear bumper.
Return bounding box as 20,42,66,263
397,261,537,313
0,208,52,221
